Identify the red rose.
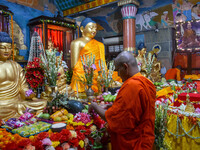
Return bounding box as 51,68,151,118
50,133,61,141
55,146,63,150
69,138,79,147
37,132,49,140
17,139,31,148
32,140,44,150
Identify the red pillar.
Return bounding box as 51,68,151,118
118,1,139,54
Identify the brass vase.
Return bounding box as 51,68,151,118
86,84,94,102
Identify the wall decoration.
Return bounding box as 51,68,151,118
176,20,200,51
136,11,158,31
9,20,27,50
173,0,200,22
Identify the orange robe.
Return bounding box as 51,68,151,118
165,68,181,81
105,73,156,150
70,39,121,93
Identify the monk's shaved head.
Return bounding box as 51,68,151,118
115,51,138,68
114,51,139,82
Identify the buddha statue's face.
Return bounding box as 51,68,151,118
0,43,12,61
82,22,97,38
139,48,146,56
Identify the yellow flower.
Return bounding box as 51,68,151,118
0,135,3,139
29,136,35,140
79,140,84,148
52,141,60,147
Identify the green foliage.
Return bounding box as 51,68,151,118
155,103,169,150
65,68,73,84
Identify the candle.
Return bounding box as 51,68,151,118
76,83,79,98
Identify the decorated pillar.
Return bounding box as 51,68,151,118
118,0,139,54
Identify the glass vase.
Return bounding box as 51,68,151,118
86,84,94,102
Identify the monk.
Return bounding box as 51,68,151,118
0,32,46,120
165,65,181,82
89,51,156,150
70,18,121,93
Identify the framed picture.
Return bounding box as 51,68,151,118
176,20,200,51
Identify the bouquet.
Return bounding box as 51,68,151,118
99,60,115,88
80,53,96,85
25,57,44,89
40,50,63,87
144,53,155,76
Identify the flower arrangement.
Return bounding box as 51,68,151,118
40,50,63,86
144,53,155,77
99,60,115,89
25,57,44,89
80,53,96,85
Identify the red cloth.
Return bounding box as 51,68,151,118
178,93,200,102
105,73,156,150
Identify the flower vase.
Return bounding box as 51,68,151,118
49,86,57,100
86,84,94,102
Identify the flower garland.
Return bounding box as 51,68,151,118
40,19,77,29
166,116,200,139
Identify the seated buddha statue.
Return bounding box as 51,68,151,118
136,42,147,77
149,54,161,82
70,18,121,93
0,32,46,120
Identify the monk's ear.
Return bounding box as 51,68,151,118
80,26,84,33
123,63,128,70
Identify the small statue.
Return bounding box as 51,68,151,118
149,55,161,82
136,42,147,77
97,71,103,95
0,32,46,120
185,93,195,113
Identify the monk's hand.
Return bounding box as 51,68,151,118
88,102,97,113
101,104,113,110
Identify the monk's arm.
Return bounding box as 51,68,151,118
70,41,80,69
89,102,107,121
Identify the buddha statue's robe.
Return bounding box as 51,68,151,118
70,39,121,93
0,60,46,120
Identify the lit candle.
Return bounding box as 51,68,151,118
76,83,79,98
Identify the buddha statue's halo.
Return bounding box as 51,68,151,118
0,32,12,43
80,18,96,28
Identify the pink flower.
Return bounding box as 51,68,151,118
61,143,70,150
42,138,52,146
91,64,97,70
195,108,200,114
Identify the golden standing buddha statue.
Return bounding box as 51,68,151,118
0,32,46,120
70,18,121,93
